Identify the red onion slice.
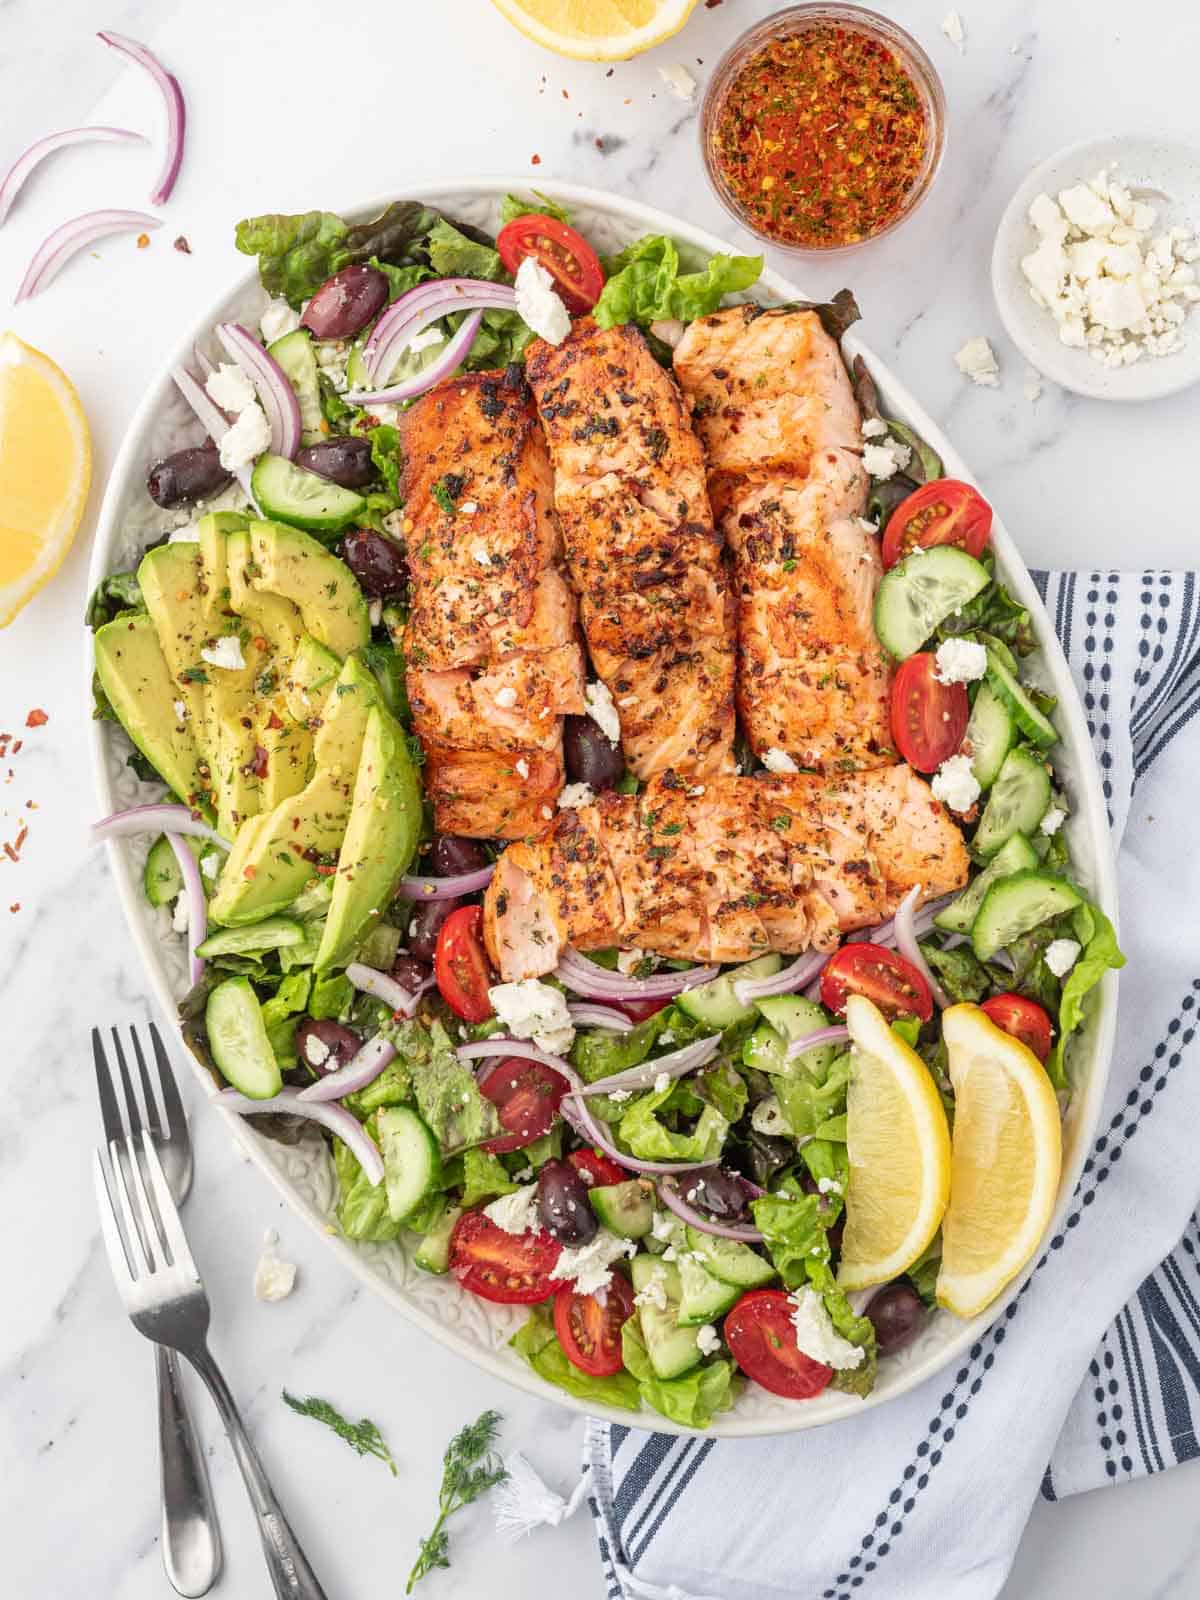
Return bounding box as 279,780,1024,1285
170,364,255,505
850,893,954,951
657,1177,765,1243
555,948,720,1003
893,885,951,1010
97,31,186,205
578,1035,721,1098
733,952,827,1008
216,323,301,460
397,864,494,901
166,832,207,988
456,1038,571,1075
347,310,484,405
0,126,148,229
215,1087,384,1186
91,803,230,849
783,1025,851,1062
16,208,161,302
346,962,433,1018
364,279,518,382
298,1034,397,1104
566,1004,634,1034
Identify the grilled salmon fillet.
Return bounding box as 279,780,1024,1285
673,305,895,773
526,319,737,781
401,369,585,837
483,763,969,980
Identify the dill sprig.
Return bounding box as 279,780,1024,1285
281,1391,397,1476
407,1408,509,1592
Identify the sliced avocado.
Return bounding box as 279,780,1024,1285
315,701,423,971
136,542,208,729
283,634,340,723
94,614,209,809
248,520,369,660
227,530,304,658
197,514,267,838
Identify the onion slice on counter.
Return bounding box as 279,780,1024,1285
577,1034,721,1098
362,278,519,384
566,1003,635,1034
397,864,495,901
456,1037,572,1076
657,1176,765,1243
346,962,434,1017
169,363,256,505
347,310,484,406
215,322,301,460
215,1088,384,1185
15,208,161,302
91,803,230,850
783,1025,851,1062
298,1034,397,1104
733,951,827,1008
0,126,148,229
166,832,207,988
893,885,952,1010
96,31,186,205
555,947,720,1002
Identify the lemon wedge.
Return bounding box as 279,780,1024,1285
0,332,91,627
837,993,952,1292
488,0,700,60
936,1003,1062,1318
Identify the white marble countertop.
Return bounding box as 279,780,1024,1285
3,2,1200,1596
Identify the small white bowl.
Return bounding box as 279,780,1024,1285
992,133,1200,402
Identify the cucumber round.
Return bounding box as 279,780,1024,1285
267,329,323,445
971,869,1084,961
589,1179,654,1239
973,748,1052,858
195,916,306,959
206,976,282,1099
985,650,1058,750
873,546,991,660
964,680,1015,790
251,453,367,533
630,1256,701,1378
744,995,839,1078
413,1201,463,1274
685,1227,776,1288
675,953,782,1030
677,1253,741,1326
934,833,1039,935
378,1105,441,1221
143,833,200,908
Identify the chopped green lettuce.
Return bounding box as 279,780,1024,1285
235,201,446,305
425,219,505,281
621,1319,739,1427
260,971,313,1072
460,1149,518,1207
571,1005,679,1081
807,1260,877,1397
1046,902,1125,1089
774,1051,850,1141
343,1059,413,1119
750,1189,829,1290
86,569,143,630
593,234,762,330
333,1128,401,1241
618,1082,729,1165
512,1308,643,1412
406,1021,502,1152
309,973,353,1021
920,939,991,1004
499,192,571,225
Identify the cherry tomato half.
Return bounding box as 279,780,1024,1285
497,215,604,315
434,904,494,1023
479,1056,570,1153
890,652,970,774
881,479,993,569
820,943,933,1023
554,1272,636,1377
569,1148,629,1187
981,993,1054,1063
618,996,672,1023
449,1211,561,1304
724,1288,833,1400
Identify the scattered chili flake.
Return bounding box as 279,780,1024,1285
173,235,191,253
9,904,19,914
25,709,48,727
531,153,542,165
562,88,569,99
3,843,16,863
705,0,723,7
252,635,268,651
267,711,284,731
136,233,150,249
243,865,257,880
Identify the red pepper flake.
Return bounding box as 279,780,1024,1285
314,863,337,876
25,709,48,728
705,0,723,7
243,746,269,779
0,735,9,759
136,233,150,249
11,740,21,754
251,635,268,651
531,153,542,165
3,843,17,863
267,711,283,731
243,865,257,880
173,235,191,254
9,904,19,914
561,88,569,99
606,67,614,77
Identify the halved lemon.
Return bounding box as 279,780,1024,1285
837,993,952,1292
488,0,700,60
0,332,91,627
935,1004,1062,1318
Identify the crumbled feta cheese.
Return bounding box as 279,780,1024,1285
762,747,798,774
541,805,554,821
687,785,706,797
653,1071,671,1095
941,9,966,51
789,1286,866,1370
695,1324,722,1357
1023,367,1044,402
634,1265,670,1312
658,1030,675,1045
206,362,256,413
254,1229,297,1302
751,1095,789,1137
200,633,246,671
934,638,988,685
368,598,383,627
515,256,571,346
513,1166,535,1182
403,325,445,356
954,336,1001,387
862,438,912,479
616,947,650,975
484,1183,540,1236
650,1211,676,1242
171,892,189,935
172,699,187,722
494,685,518,709
856,516,880,534
515,757,530,780
488,978,575,1055
558,781,596,811
459,500,479,515
1045,938,1081,977
860,416,889,439
260,298,302,344
817,1176,843,1196
303,1032,330,1068
200,853,220,880
218,401,271,472
657,62,697,100
932,753,981,813
471,544,491,567
584,679,621,744
1040,805,1066,836
608,1088,633,1103
549,1229,636,1296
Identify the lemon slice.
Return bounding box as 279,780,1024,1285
837,993,952,1292
0,332,91,627
488,0,700,60
936,1004,1062,1318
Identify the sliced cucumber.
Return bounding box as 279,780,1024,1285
985,650,1057,750
973,747,1052,858
251,453,367,533
873,546,991,660
964,680,1015,790
143,833,201,908
630,1256,701,1379
267,329,323,445
206,976,282,1099
674,953,782,1029
971,869,1084,961
589,1179,654,1239
378,1105,441,1221
195,916,306,958
933,833,1039,935
744,995,839,1078
413,1201,463,1274
685,1226,776,1289
677,1252,741,1326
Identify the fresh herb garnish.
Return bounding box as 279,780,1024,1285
180,666,209,684
432,473,466,515
281,1390,397,1475
407,1408,508,1592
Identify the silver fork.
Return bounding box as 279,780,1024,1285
93,1025,329,1600
93,1024,221,1597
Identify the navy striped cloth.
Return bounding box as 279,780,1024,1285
585,571,1200,1600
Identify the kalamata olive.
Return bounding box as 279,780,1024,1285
405,896,461,962
298,436,376,489
301,265,389,340
431,834,490,877
563,715,625,792
866,1282,926,1357
687,1167,750,1223
390,955,431,994
537,1159,599,1246
340,528,407,597
295,1018,361,1075
146,444,231,508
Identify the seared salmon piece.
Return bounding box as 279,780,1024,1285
526,319,737,781
401,370,585,836
482,764,969,980
673,305,895,773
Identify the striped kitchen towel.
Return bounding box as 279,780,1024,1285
585,570,1200,1600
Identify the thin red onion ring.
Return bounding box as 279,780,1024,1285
215,1087,384,1186
456,1038,571,1076
0,127,148,228
397,864,494,900
216,322,301,460
893,885,951,1010
166,832,206,988
91,803,230,849
170,364,255,505
364,279,518,381
347,310,484,405
783,1025,851,1062
657,1178,765,1243
298,1034,396,1104
97,31,186,205
346,962,433,1018
578,1035,721,1098
566,1003,634,1034
555,948,720,1002
733,952,827,1008
16,208,161,302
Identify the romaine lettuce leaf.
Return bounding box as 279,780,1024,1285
333,1129,401,1241
499,191,571,225
512,1308,643,1411
407,1021,501,1152
1045,901,1125,1089
620,1319,739,1427
460,1148,518,1207
593,234,762,330
774,1052,850,1141
425,219,505,281
749,1189,828,1290
571,1005,678,1082
235,201,448,306
920,939,991,1004
309,973,353,1021
343,1059,413,1119
617,1083,728,1164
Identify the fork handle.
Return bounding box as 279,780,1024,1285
158,1346,222,1596
186,1345,329,1600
